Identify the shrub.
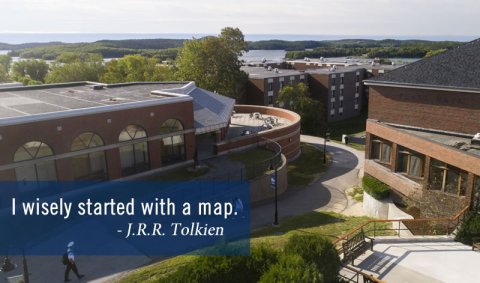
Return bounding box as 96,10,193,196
165,245,278,283
455,212,480,245
362,175,390,200
284,234,340,282
259,254,323,283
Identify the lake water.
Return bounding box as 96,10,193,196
241,50,286,63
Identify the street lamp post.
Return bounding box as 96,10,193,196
270,163,279,227
324,129,330,164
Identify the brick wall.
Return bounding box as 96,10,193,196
0,101,196,181
368,85,480,134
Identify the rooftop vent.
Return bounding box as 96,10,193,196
267,66,273,71
93,85,104,90
274,68,279,73
472,133,480,146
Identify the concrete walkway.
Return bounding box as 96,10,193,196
343,237,480,282
251,135,366,229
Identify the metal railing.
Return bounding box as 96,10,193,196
334,204,471,282
339,265,386,283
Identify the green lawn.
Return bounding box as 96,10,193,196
117,211,392,283
148,166,209,181
327,112,367,151
287,144,329,187
228,148,276,179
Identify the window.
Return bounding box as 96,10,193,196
340,89,344,96
340,101,343,107
356,75,360,82
268,96,273,105
332,90,336,98
396,147,425,178
472,176,480,211
71,133,107,180
356,86,359,93
280,81,284,89
341,77,344,84
370,138,392,164
331,102,335,109
119,125,149,176
268,82,273,91
332,78,336,85
14,141,57,183
355,97,359,104
160,119,186,165
429,159,468,196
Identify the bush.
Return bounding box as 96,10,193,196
166,245,279,283
284,234,340,282
455,212,480,245
362,175,390,200
259,254,323,283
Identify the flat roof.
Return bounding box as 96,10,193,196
241,66,305,79
0,82,189,120
306,65,366,75
389,123,480,158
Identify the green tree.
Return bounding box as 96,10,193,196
424,49,447,58
100,54,175,83
11,59,49,83
0,55,11,72
46,54,104,83
176,27,248,99
277,82,325,135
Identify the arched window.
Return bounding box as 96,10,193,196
14,141,57,182
71,133,107,180
160,119,185,165
119,125,149,176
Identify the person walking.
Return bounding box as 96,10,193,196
63,241,85,282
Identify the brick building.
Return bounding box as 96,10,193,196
0,81,302,184
364,39,480,211
241,66,306,107
242,58,403,122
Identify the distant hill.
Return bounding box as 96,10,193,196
0,41,66,50
2,38,463,60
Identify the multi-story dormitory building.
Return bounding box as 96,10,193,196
363,39,480,211
242,59,402,122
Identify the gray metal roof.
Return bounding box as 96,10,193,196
189,88,235,134
366,39,480,91
0,82,188,119
0,81,236,135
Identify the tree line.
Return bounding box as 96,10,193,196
0,28,248,100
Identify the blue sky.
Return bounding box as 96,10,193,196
0,0,479,37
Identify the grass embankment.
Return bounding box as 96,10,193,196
328,112,367,151
117,211,392,283
287,144,329,187
149,166,209,181
228,148,276,179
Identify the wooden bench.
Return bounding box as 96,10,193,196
342,229,374,265
473,237,480,251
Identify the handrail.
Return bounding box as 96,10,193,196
333,204,470,246
334,203,471,283
341,265,386,283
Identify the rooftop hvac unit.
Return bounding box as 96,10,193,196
472,133,480,146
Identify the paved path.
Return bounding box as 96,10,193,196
251,135,365,229
343,237,480,282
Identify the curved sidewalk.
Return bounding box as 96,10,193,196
251,134,365,229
